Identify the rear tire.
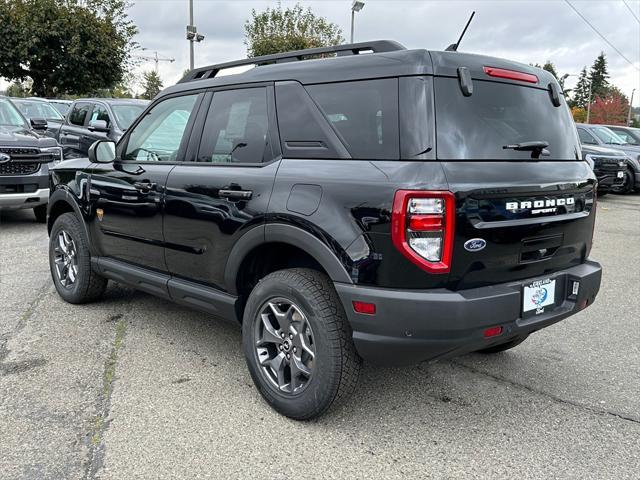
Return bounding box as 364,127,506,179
49,213,107,304
476,335,529,354
242,268,361,420
33,204,47,223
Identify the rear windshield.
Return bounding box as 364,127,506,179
435,78,579,160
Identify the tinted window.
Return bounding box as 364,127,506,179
435,79,579,160
0,98,28,128
51,102,70,116
578,128,598,145
90,104,111,127
197,88,271,163
69,103,91,126
112,104,146,130
306,79,399,159
124,94,199,162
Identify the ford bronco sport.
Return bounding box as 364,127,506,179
47,41,602,419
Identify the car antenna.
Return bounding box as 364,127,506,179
445,11,476,52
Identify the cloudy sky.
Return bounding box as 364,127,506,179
127,0,640,105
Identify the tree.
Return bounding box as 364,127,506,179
5,81,30,98
589,91,629,125
140,71,163,100
572,67,591,109
589,52,609,100
244,3,344,57
571,106,587,123
0,0,137,97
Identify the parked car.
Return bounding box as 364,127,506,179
47,99,73,117
12,97,65,139
576,123,640,193
0,96,62,222
58,98,148,158
47,41,601,419
580,144,627,194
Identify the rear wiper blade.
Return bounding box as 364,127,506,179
502,141,550,159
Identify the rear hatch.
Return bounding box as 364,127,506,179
431,52,596,290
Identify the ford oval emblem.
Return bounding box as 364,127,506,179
0,153,10,164
464,238,486,252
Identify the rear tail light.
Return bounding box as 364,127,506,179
483,66,538,84
391,190,455,274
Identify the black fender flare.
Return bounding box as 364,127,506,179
47,188,96,255
224,223,353,295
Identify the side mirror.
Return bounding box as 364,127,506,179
30,118,48,131
88,140,116,163
88,119,109,133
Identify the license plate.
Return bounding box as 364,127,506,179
523,278,556,315
617,171,624,178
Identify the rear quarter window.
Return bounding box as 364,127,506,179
306,78,399,160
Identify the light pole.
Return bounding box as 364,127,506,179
186,0,205,71
350,1,365,44
627,88,636,126
586,77,594,124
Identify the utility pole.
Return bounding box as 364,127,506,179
627,89,636,126
186,0,205,71
586,78,593,124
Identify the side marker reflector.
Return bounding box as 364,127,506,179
353,301,376,315
483,326,503,338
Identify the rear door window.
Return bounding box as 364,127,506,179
306,79,399,159
434,78,579,160
197,87,273,164
68,103,91,126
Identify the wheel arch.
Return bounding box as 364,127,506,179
47,190,92,247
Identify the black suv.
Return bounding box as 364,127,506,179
58,98,148,159
47,41,602,419
0,96,62,222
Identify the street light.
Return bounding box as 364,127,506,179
186,0,205,71
350,1,365,44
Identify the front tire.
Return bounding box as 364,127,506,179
49,213,107,304
242,268,361,420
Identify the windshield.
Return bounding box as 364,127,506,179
112,104,146,130
592,127,627,145
14,100,64,121
435,78,579,160
0,98,28,128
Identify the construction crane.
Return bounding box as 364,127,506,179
134,49,175,73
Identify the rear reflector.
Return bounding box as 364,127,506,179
353,301,376,315
483,66,538,84
409,214,443,231
483,326,503,338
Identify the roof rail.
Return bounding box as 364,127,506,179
178,40,406,84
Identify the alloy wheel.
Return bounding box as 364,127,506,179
254,298,316,395
53,230,78,288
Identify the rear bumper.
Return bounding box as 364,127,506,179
0,188,49,209
335,260,602,366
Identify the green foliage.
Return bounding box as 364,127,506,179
589,52,609,100
140,70,163,100
5,81,30,98
244,3,344,57
0,0,137,97
572,67,591,110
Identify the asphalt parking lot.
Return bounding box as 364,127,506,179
0,194,639,480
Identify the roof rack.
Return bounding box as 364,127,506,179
178,40,406,84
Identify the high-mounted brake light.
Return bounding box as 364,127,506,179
483,66,538,84
391,191,455,274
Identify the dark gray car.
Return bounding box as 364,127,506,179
12,98,66,140
58,98,148,158
576,123,640,193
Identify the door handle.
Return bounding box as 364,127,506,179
219,189,252,200
133,181,157,191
